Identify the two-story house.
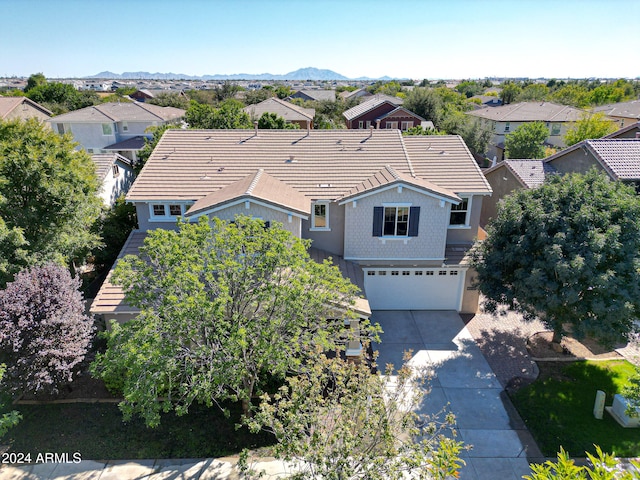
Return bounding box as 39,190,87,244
47,102,185,163
0,96,52,122
343,95,432,131
90,128,491,327
92,153,136,206
592,100,640,128
466,101,585,161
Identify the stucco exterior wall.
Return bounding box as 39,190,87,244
446,195,485,244
100,161,136,206
343,188,450,261
64,122,116,151
303,202,345,256
5,103,50,122
547,150,604,176
480,169,523,227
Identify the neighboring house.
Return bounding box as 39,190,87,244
466,101,585,161
0,96,52,121
338,88,372,102
47,102,185,163
342,94,431,130
604,121,640,139
289,90,336,102
91,129,491,328
592,100,640,128
92,153,136,206
129,89,155,102
481,135,640,226
480,160,557,226
471,95,503,108
243,97,315,129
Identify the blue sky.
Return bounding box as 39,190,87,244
2,0,639,79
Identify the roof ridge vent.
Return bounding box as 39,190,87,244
246,169,263,195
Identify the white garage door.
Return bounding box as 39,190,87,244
363,268,465,310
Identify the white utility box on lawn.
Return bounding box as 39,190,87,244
606,394,640,428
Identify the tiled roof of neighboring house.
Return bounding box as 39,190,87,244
583,139,640,180
339,165,460,203
339,88,372,101
402,136,492,194
92,153,133,182
104,136,148,151
291,90,336,102
90,230,146,315
91,230,371,317
592,100,640,120
485,160,556,188
604,121,640,139
342,94,403,121
186,169,311,218
466,101,585,122
127,129,489,203
0,96,52,118
48,102,185,123
243,97,314,123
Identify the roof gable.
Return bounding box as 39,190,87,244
343,94,404,121
244,97,314,122
0,96,53,118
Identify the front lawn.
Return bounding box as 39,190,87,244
509,360,640,457
1,401,275,460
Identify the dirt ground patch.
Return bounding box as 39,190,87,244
526,331,623,361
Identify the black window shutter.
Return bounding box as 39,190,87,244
408,206,420,237
372,207,383,236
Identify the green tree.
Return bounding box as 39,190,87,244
244,350,465,480
26,82,98,114
243,88,275,105
455,80,483,98
185,99,252,129
504,121,548,159
500,81,521,104
24,72,47,93
403,88,443,126
525,446,640,479
148,92,190,109
0,218,28,288
564,113,618,146
91,196,138,273
0,118,102,277
622,363,640,416
257,112,299,129
92,216,369,425
550,84,590,107
472,170,640,345
517,84,549,102
0,364,20,437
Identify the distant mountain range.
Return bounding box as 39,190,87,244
88,67,394,81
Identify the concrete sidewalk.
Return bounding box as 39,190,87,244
371,310,538,480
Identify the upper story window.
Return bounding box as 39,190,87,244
504,122,510,133
401,121,413,131
311,202,330,230
122,121,129,132
358,121,364,129
372,205,420,238
386,121,398,130
150,203,185,221
102,123,113,136
56,123,70,135
449,197,470,227
550,123,561,136
112,164,120,177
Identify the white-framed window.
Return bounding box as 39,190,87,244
385,121,398,129
311,202,330,230
102,123,113,135
122,121,129,132
358,121,364,129
56,123,70,135
112,164,120,177
401,121,413,131
504,122,510,133
150,203,185,221
449,197,470,227
366,121,371,128
550,123,561,136
384,206,409,236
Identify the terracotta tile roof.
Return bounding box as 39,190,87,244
91,153,132,182
47,102,185,123
186,169,311,218
342,94,403,121
585,138,640,180
592,100,640,119
339,165,460,203
90,230,146,315
0,96,52,118
466,101,585,122
243,97,314,122
402,135,492,194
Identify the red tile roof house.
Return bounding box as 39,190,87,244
90,129,492,353
343,95,433,131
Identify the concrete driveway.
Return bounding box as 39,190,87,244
371,310,536,480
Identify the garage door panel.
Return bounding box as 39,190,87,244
364,269,463,310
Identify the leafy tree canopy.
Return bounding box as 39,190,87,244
24,72,46,93
0,364,20,436
147,92,190,110
244,350,465,480
0,263,94,395
500,81,522,104
92,217,371,425
472,170,640,345
403,87,443,126
504,121,548,159
26,82,99,114
185,99,252,129
564,113,619,146
257,112,299,129
0,118,102,278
